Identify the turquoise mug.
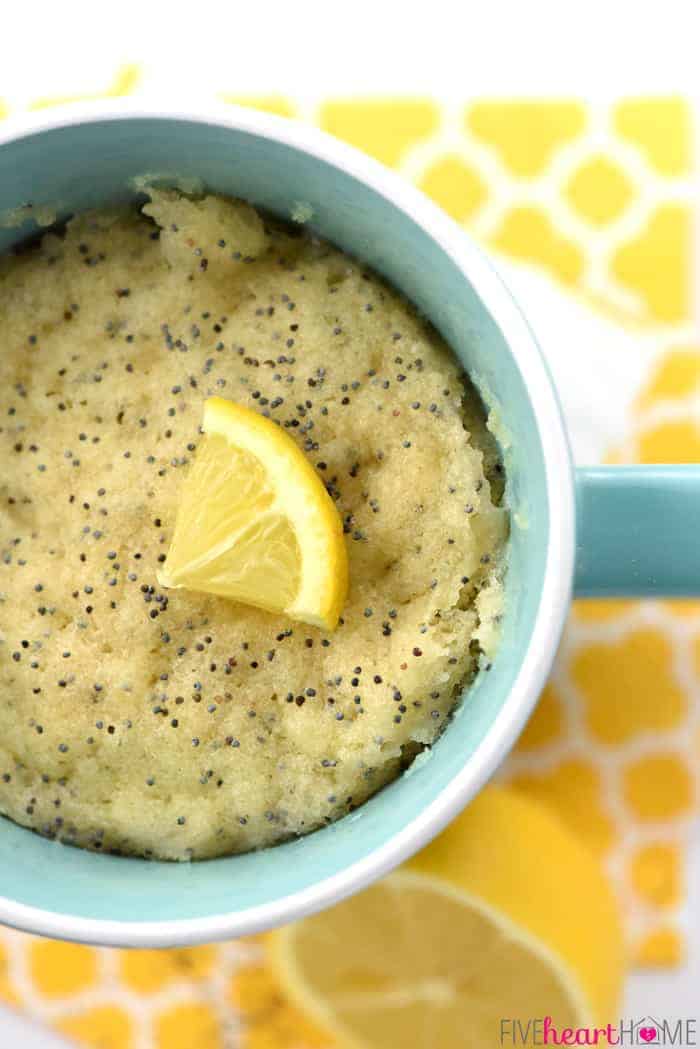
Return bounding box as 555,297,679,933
0,102,697,947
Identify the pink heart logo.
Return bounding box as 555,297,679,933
639,1029,657,1044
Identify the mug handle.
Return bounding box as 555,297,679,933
575,465,700,596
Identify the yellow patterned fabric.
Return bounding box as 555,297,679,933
0,68,697,1046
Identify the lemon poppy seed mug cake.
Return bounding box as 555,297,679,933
0,103,591,946
1,186,507,861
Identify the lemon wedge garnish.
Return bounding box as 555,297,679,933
158,398,348,630
267,786,626,1047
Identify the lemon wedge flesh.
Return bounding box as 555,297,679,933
268,786,625,1048
158,397,348,629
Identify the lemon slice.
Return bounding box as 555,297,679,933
266,787,625,1048
158,397,348,629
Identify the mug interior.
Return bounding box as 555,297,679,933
0,110,567,940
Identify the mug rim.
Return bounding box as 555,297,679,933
0,99,576,946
